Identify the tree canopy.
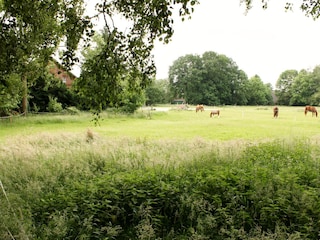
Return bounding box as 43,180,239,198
276,66,320,106
168,51,259,105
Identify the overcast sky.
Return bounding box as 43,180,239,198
151,0,320,87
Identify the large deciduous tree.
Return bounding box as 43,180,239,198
169,54,203,104
275,70,298,105
290,66,320,106
246,75,273,105
168,51,248,105
201,51,248,105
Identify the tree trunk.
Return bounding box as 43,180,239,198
22,75,28,115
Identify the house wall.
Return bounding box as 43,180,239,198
48,61,76,88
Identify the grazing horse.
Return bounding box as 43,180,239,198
273,106,279,118
196,104,204,112
305,105,318,117
210,109,220,118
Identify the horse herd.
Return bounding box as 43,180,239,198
273,105,318,118
195,104,318,118
196,104,220,118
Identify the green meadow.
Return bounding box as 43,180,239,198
1,105,319,142
1,105,320,239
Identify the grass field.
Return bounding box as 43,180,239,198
1,105,320,239
1,105,319,143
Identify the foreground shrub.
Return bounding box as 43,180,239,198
1,138,320,239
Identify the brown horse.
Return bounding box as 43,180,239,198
273,106,279,118
305,105,318,117
196,104,204,112
210,109,220,118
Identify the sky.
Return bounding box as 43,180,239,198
151,0,320,87
85,0,320,88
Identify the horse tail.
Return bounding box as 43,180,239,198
210,112,212,117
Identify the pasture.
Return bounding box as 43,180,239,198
1,105,320,143
1,105,320,239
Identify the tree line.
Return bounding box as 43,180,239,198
166,51,273,106
275,67,320,106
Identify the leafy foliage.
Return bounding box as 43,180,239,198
246,75,273,105
1,137,320,239
145,79,171,105
275,70,298,105
74,29,148,112
74,0,199,113
29,72,76,112
0,73,22,115
169,51,259,105
276,66,320,106
241,0,320,19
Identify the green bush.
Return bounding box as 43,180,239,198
1,139,320,239
47,96,63,112
63,106,80,115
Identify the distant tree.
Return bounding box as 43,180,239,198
145,79,170,105
246,75,272,105
117,81,146,113
157,79,172,103
290,70,310,105
275,70,298,105
169,54,203,104
290,66,320,106
309,65,320,105
265,83,274,105
201,52,248,105
168,51,248,105
233,70,250,105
